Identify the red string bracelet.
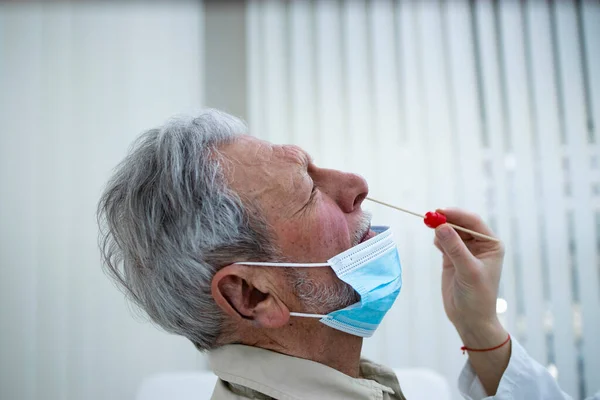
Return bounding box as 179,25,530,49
461,333,511,355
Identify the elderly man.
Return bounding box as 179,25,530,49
99,110,577,400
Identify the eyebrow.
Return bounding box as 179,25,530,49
281,145,313,168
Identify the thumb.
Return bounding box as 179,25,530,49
435,224,477,271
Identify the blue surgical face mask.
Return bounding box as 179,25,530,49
236,226,402,337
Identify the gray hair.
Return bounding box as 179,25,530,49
97,109,276,351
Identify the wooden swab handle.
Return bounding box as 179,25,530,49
446,223,500,242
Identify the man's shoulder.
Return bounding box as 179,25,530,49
359,358,405,400
209,345,405,400
210,377,275,400
359,357,398,379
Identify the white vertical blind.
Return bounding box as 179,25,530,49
246,0,600,398
554,1,600,395
474,0,519,342
288,0,318,153
524,1,578,396
0,3,205,400
498,0,547,367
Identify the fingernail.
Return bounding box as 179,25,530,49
436,225,452,239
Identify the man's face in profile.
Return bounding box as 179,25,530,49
220,135,373,314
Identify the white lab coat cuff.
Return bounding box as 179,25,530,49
458,338,572,400
458,338,528,399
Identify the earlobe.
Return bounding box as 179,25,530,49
211,264,290,329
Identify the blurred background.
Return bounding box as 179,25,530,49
1,0,598,399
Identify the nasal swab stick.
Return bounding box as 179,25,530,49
365,198,425,219
366,197,500,243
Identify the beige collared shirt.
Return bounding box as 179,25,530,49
208,344,406,400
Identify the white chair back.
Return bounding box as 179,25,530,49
136,372,218,400
393,368,452,400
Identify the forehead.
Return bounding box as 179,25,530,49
223,135,311,167
219,135,311,214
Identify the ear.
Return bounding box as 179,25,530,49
211,264,290,329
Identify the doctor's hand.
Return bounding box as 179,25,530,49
434,208,510,395
433,209,508,349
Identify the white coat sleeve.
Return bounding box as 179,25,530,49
458,338,586,400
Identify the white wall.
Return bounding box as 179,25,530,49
0,3,205,400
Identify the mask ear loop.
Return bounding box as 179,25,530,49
233,262,330,267
232,262,331,318
289,312,326,318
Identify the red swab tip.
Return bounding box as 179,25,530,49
424,211,447,228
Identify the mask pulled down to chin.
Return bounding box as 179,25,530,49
235,226,402,337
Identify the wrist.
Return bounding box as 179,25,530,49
456,318,512,396
456,318,508,349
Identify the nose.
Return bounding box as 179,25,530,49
314,169,369,213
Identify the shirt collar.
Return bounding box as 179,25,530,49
209,344,396,400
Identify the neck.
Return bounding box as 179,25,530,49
240,322,363,377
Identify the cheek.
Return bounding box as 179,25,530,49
310,201,351,254
276,199,352,262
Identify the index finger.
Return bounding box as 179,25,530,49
436,208,496,239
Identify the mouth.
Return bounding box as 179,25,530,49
358,226,376,244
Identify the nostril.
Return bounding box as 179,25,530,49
353,192,367,208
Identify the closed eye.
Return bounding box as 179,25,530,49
293,182,318,217
307,183,318,204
